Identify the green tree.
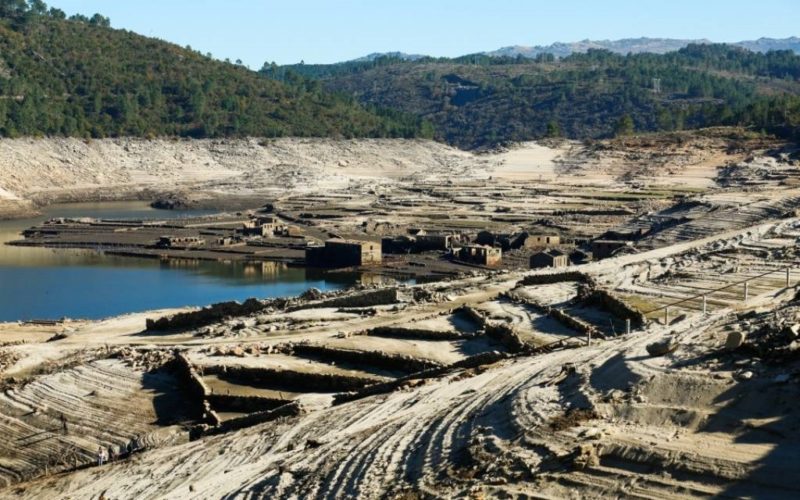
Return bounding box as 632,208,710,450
89,13,110,27
615,114,634,137
546,120,561,138
28,0,47,15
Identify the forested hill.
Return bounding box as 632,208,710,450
0,2,430,139
264,45,800,149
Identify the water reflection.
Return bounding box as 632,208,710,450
0,202,358,321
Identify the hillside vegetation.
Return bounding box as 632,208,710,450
267,45,800,149
0,1,429,139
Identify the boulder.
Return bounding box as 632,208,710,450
725,330,746,350
646,338,678,357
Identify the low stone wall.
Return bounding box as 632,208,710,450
171,353,218,425
460,305,489,328
548,307,604,340
291,344,443,374
146,298,268,331
585,289,647,327
519,271,596,286
366,326,470,341
508,292,604,340
206,394,288,414
334,351,511,405
195,401,304,437
206,364,383,392
290,288,398,311
484,322,530,353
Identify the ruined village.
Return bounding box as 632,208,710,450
0,129,797,498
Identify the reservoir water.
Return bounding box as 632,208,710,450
0,202,357,322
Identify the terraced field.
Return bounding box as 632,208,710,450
0,359,193,486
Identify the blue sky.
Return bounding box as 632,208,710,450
49,0,799,67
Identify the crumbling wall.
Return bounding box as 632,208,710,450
219,401,303,433
172,353,211,399
291,344,443,373
366,326,470,341
507,292,604,340
291,288,398,311
146,298,268,331
519,271,596,286
483,322,530,353
334,351,511,405
585,289,647,327
547,307,603,339
205,364,383,392
206,394,287,414
171,353,219,425
195,401,304,437
459,305,489,329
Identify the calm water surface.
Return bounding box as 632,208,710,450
0,202,357,321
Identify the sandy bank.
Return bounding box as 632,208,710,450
0,131,757,220
0,137,490,219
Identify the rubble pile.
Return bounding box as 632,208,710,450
112,347,174,372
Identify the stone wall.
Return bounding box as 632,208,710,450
484,322,530,353
291,344,443,374
508,292,604,340
366,326,470,341
585,289,647,327
290,288,398,311
519,271,595,286
171,353,219,425
334,351,511,405
206,394,288,414
205,364,383,392
146,298,268,331
200,402,304,436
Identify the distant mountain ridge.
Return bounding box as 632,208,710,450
351,52,427,62
485,36,800,58
341,37,800,66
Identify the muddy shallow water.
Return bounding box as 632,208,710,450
0,201,358,321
